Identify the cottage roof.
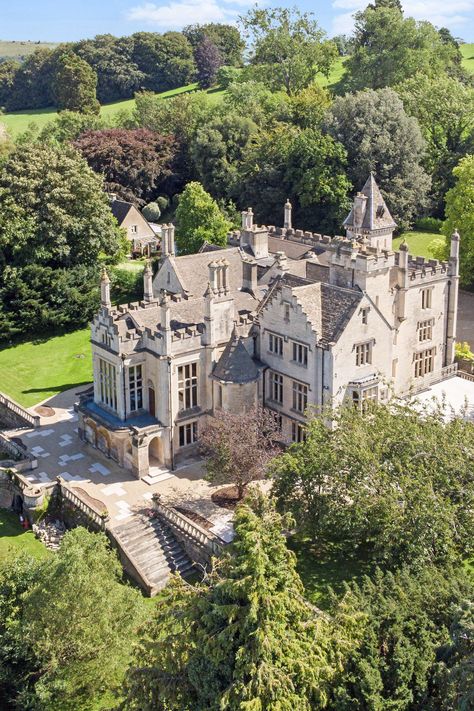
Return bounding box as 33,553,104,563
292,282,362,343
213,330,260,383
343,174,397,232
110,199,133,224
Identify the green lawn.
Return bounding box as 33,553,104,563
289,537,370,609
0,508,49,560
1,83,226,137
0,329,92,408
317,56,347,88
461,43,474,75
393,230,442,258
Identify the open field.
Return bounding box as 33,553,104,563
0,329,92,408
0,509,49,560
0,39,58,60
461,43,474,74
1,83,226,137
393,230,442,258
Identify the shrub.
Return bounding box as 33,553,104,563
455,341,474,362
415,216,442,232
156,195,169,211
142,201,161,222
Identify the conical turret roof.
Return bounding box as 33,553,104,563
213,329,260,383
343,174,397,231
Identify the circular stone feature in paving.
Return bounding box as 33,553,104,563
34,406,55,418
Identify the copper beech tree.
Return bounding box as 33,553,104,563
199,407,281,499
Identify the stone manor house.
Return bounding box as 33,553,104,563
77,175,460,479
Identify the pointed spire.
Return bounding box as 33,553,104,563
143,260,153,302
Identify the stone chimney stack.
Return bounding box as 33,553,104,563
161,224,176,258
143,261,153,302
241,208,254,230
242,259,258,294
275,251,289,272
284,199,292,230
109,193,117,203
100,268,111,309
220,258,230,295
209,261,218,293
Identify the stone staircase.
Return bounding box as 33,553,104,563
112,513,196,595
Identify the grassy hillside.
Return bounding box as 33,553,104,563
1,83,226,137
461,42,474,74
0,39,58,61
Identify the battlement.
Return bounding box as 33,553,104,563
395,252,449,284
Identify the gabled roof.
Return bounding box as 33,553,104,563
343,174,397,232
292,282,363,343
110,199,133,224
213,330,260,383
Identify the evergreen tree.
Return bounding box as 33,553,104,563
123,494,337,710
53,52,100,114
175,181,231,254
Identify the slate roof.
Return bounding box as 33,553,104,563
343,174,397,232
110,199,133,224
292,282,363,343
213,330,260,383
268,235,312,260
167,248,245,298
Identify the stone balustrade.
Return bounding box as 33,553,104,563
0,391,40,429
153,497,225,563
57,476,109,531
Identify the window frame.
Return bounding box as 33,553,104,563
269,371,284,404
291,341,308,367
268,333,284,357
98,358,118,412
178,421,198,447
413,348,435,378
178,363,198,412
355,341,372,367
128,364,143,412
292,380,308,413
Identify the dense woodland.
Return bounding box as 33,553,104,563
1,3,474,341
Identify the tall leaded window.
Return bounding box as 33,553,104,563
292,381,308,413
421,288,432,309
292,341,308,366
178,363,198,411
414,348,435,378
269,371,283,404
98,358,117,411
355,342,372,366
269,333,283,356
179,422,198,447
129,365,143,411
418,319,433,342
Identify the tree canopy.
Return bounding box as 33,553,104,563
53,52,100,114
175,181,231,254
123,494,339,710
325,87,430,229
242,7,338,95
443,155,474,287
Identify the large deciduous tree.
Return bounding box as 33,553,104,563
74,34,144,103
200,406,280,499
0,528,146,711
239,124,351,234
241,7,338,95
74,127,175,204
397,74,474,216
53,52,100,114
325,87,430,229
132,31,196,93
175,181,231,254
443,155,474,287
191,114,258,200
0,142,124,268
343,5,462,91
184,23,245,67
271,400,474,569
123,494,338,710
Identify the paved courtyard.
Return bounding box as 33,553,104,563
12,385,229,532
413,375,474,421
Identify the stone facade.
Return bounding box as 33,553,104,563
78,176,460,477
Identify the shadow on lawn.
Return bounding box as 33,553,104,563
288,536,372,610
22,381,92,396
